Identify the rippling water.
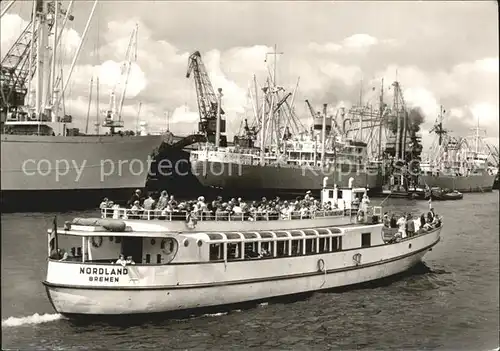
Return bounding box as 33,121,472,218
2,192,499,350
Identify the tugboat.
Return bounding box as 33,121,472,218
42,178,443,317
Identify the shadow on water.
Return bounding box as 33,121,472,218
65,262,444,328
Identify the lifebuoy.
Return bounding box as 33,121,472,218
317,258,326,272
91,236,103,248
353,253,362,265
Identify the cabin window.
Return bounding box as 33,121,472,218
261,241,274,257
146,254,151,263
156,254,162,264
305,239,315,254
276,241,288,257
319,238,329,253
291,240,302,256
228,243,241,260
328,190,334,198
209,244,224,260
244,242,259,258
332,237,342,251
361,233,371,248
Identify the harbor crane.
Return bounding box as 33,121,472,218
0,0,73,113
186,51,226,146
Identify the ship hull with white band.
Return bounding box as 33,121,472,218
42,179,442,317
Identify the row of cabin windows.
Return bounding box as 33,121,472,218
209,237,342,261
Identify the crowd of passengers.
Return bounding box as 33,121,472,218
99,189,373,221
382,206,442,243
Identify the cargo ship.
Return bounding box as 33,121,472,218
187,49,380,198
418,108,495,193
190,136,379,197
0,0,167,211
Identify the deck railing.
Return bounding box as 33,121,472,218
101,207,349,222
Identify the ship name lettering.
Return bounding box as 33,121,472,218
89,276,119,283
79,267,128,275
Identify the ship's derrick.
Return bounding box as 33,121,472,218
0,0,64,112
0,22,37,110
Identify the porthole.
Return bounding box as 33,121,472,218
197,240,203,247
408,243,412,249
184,239,189,247
151,239,156,245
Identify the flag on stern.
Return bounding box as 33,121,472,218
48,216,59,256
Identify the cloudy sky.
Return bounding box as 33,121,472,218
2,1,498,153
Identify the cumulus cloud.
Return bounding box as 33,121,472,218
308,33,396,55
342,34,378,49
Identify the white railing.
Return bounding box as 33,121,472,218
100,207,348,222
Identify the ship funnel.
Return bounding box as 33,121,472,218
323,177,328,188
348,177,354,188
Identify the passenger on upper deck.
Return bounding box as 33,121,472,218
352,196,360,209
361,193,370,212
397,213,407,238
304,191,312,201
143,194,155,211
420,214,426,228
196,196,207,212
130,200,142,218
127,189,142,207
383,212,390,227
155,190,169,211
110,201,120,219
99,198,110,209
406,214,415,237
168,195,178,208
390,214,397,228
126,256,135,265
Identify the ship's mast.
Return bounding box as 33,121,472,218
103,23,137,134
378,78,384,160
393,81,400,160
261,44,283,154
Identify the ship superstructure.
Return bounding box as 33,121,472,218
188,46,379,195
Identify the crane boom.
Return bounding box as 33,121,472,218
0,21,36,109
1,0,71,112
117,23,138,120
186,51,225,140
305,99,316,118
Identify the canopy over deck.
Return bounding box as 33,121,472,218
48,227,346,241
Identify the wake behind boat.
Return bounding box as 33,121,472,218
42,177,442,317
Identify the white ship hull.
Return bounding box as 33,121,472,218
420,173,495,192
44,227,440,316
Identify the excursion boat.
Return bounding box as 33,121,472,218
42,178,443,317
